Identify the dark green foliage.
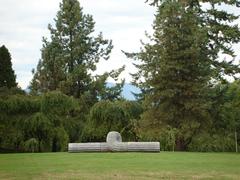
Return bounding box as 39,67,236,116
188,81,240,152
41,91,83,144
0,95,40,114
0,93,141,152
0,83,239,152
51,127,69,152
1,0,240,153
0,45,17,88
188,132,236,152
24,138,38,152
127,1,211,150
38,92,79,151
0,113,26,152
83,100,142,142
156,127,178,151
222,81,240,132
127,0,240,150
83,100,128,141
0,91,80,152
23,113,52,152
26,0,126,150
41,91,77,115
0,87,25,98
146,0,240,80
219,81,240,151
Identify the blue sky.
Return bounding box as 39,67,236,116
0,0,239,89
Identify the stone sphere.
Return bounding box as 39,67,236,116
106,131,122,144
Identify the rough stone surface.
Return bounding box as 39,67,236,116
106,131,122,144
127,142,160,152
111,142,128,152
68,143,110,152
68,131,160,152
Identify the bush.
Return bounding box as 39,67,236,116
188,132,236,152
0,87,25,98
24,138,38,152
0,95,40,114
82,100,143,142
23,113,52,152
52,127,69,152
0,91,81,152
41,91,78,115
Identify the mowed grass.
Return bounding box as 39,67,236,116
0,152,240,180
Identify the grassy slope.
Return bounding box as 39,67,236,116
0,152,240,180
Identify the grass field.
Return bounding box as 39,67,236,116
0,152,240,180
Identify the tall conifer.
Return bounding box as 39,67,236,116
0,45,17,88
31,0,123,99
127,0,240,150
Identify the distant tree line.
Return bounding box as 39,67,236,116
0,0,240,152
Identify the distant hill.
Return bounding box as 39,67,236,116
121,83,141,100
25,83,141,100
107,82,141,100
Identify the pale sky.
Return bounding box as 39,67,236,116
0,1,239,89
0,0,155,89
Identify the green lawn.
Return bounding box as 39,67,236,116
0,152,240,180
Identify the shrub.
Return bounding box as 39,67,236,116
188,132,235,152
41,91,78,115
24,138,38,152
81,100,143,142
52,127,69,152
23,113,52,152
1,95,40,114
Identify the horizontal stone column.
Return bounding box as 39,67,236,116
127,142,160,152
111,142,160,152
68,131,160,153
111,142,128,152
68,143,109,152
69,142,160,152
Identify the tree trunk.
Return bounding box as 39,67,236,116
38,140,41,152
175,137,186,151
52,138,57,152
235,130,238,153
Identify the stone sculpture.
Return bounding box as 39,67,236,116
68,131,160,152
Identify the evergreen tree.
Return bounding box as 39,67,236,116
0,45,17,88
30,38,64,94
127,0,240,150
146,0,240,79
31,0,124,99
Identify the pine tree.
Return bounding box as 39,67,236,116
146,0,240,79
127,0,240,150
0,45,17,88
30,37,65,94
31,0,124,99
